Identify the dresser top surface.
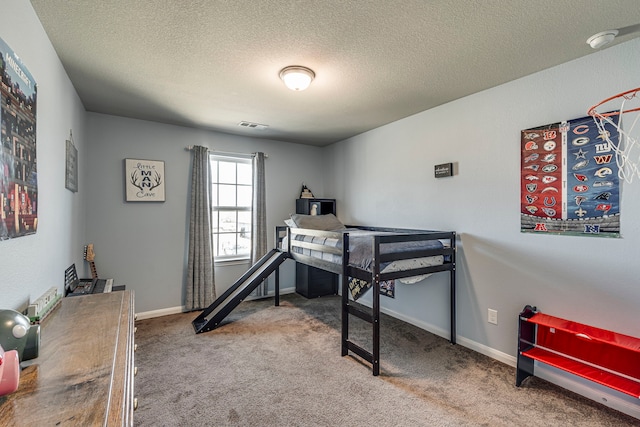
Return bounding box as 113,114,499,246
0,291,134,425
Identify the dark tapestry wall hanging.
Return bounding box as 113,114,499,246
0,37,38,240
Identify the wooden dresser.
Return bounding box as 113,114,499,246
0,291,136,426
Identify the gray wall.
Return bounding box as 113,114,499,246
1,1,88,311
85,113,329,313
325,38,640,363
3,0,640,414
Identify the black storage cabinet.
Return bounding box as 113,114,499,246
295,198,339,298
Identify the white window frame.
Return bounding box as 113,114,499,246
210,153,252,262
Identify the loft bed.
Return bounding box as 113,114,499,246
276,213,457,376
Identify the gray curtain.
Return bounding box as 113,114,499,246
185,146,215,311
251,152,268,296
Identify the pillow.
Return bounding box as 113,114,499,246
284,218,296,228
289,213,346,231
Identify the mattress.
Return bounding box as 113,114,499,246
286,229,445,284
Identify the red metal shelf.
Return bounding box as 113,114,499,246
522,347,640,398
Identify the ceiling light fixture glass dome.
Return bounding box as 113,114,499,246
279,66,315,91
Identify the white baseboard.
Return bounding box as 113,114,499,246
244,286,296,301
136,287,297,320
534,364,640,419
136,305,185,320
380,306,517,366
379,306,639,420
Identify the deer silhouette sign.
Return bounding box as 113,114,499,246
125,159,165,201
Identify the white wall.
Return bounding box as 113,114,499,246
1,1,87,310
326,38,640,358
85,113,329,313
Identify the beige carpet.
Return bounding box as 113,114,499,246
134,293,638,426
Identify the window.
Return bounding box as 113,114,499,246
210,154,252,260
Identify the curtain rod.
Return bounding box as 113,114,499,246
184,146,268,158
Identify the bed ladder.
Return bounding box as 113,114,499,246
341,275,383,375
340,232,457,376
340,232,384,375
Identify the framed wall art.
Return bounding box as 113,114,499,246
124,158,165,202
520,115,620,237
0,36,38,239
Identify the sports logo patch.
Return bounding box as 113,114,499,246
584,224,601,234
572,160,589,170
594,167,612,178
525,141,538,150
594,154,613,164
574,207,587,217
574,195,587,206
573,148,587,160
573,125,589,135
594,192,611,200
572,136,590,146
524,153,539,163
594,142,611,153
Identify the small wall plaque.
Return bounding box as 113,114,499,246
434,163,453,178
65,138,78,192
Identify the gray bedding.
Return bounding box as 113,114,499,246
288,229,444,277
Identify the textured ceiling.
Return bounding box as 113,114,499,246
29,1,640,146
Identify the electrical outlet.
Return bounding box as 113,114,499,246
488,309,498,325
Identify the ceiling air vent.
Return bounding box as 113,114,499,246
238,121,268,130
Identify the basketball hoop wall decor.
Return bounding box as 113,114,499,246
521,115,620,238
588,87,640,184
124,158,166,202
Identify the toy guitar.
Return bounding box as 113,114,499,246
83,244,99,279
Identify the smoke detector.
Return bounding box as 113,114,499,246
587,30,619,49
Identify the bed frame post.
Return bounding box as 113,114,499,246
341,232,350,357
372,235,381,376
274,264,280,307
450,232,456,344
273,225,289,307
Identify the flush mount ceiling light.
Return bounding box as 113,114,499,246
279,66,315,91
587,30,619,49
